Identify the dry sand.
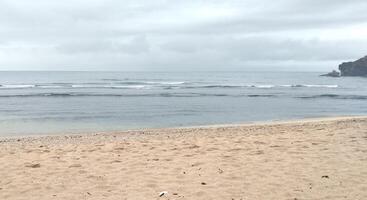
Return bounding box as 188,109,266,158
1,117,367,200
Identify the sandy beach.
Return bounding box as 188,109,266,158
1,117,367,200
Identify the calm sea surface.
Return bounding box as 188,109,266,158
0,71,366,136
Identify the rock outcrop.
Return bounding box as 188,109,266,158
320,70,340,77
339,56,367,76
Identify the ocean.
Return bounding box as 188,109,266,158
0,71,366,136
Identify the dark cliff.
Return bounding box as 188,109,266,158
339,56,367,76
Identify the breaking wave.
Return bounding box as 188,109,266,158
0,84,36,89
298,94,367,100
0,93,278,98
283,84,338,88
0,83,338,90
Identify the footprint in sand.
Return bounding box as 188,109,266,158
69,164,82,168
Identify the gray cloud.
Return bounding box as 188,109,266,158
0,0,367,71
56,35,150,54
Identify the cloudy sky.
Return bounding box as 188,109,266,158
1,0,367,71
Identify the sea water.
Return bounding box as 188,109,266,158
0,71,366,136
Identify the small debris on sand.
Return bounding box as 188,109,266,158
159,191,168,197
25,163,41,168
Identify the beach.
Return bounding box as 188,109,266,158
1,116,367,200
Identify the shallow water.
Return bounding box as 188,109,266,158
0,71,366,136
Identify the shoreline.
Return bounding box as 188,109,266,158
1,115,366,141
1,116,367,199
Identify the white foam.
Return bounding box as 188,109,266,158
71,84,89,88
108,85,146,89
280,84,338,88
249,85,275,88
71,84,148,89
0,84,36,89
37,85,65,88
303,84,338,88
146,81,185,85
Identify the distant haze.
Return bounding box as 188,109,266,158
1,0,367,71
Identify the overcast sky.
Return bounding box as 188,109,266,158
1,0,367,71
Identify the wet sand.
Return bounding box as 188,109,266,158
1,117,367,200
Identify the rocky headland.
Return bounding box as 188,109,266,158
339,55,367,76
321,55,367,77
